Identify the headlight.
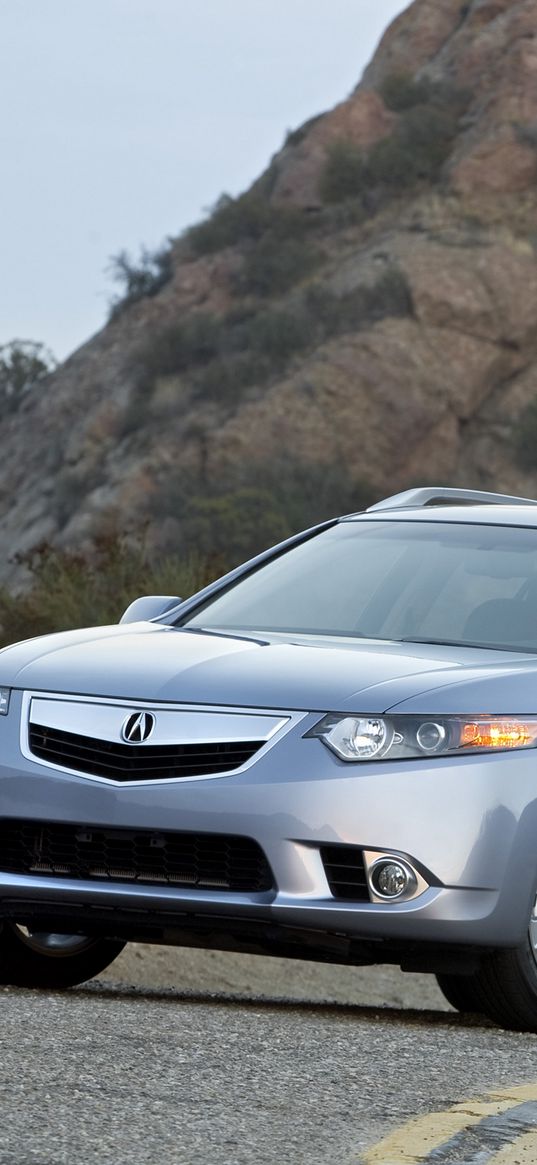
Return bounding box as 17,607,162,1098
307,714,537,762
0,688,10,715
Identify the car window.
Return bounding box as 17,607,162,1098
181,520,537,650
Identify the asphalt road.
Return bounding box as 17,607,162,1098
2,956,537,1165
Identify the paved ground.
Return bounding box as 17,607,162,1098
0,977,535,1165
0,945,537,1164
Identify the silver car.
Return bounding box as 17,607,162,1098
3,486,537,1030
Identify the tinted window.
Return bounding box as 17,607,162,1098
181,520,537,650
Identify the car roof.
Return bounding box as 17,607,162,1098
343,504,537,527
340,487,537,527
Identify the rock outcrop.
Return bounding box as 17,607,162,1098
2,0,537,583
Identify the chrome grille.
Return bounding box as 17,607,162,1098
0,819,274,891
29,723,264,782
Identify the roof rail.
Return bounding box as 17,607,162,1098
367,487,537,513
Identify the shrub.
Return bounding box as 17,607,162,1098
237,236,322,297
305,269,413,336
151,458,376,568
512,400,537,470
187,193,273,254
380,74,470,119
319,81,468,206
192,307,312,402
365,267,414,318
284,114,323,148
192,271,412,405
379,72,433,112
108,245,173,318
319,141,369,204
515,123,537,150
373,104,459,185
243,306,312,363
367,134,415,188
132,312,223,390
193,353,273,403
0,339,56,411
244,458,375,534
181,489,291,564
132,301,313,402
0,536,217,648
129,265,412,415
187,191,312,256
53,465,102,527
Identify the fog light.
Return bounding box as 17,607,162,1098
364,850,427,903
371,859,413,899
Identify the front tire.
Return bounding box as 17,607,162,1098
467,936,537,1032
442,897,537,1032
0,923,125,989
435,972,484,1015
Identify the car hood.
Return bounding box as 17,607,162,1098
1,622,536,713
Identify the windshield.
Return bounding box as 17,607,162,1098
180,520,537,652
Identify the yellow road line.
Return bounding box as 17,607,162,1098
361,1082,537,1165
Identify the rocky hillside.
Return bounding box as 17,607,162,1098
3,0,537,585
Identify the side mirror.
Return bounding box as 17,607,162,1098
119,595,183,624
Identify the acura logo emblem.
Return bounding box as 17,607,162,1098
121,711,155,743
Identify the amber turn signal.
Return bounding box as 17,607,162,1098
460,720,537,750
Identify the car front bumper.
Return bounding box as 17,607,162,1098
0,690,535,954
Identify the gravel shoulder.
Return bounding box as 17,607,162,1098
99,942,452,1010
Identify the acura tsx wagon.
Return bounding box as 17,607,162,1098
3,486,537,1030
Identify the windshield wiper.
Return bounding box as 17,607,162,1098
174,626,269,646
398,636,520,651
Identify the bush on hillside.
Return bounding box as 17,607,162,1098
236,236,322,297
133,312,222,391
180,489,291,564
379,72,434,112
132,302,313,397
512,400,537,470
191,270,412,405
319,79,469,205
192,352,273,404
127,264,412,414
0,339,56,411
123,267,413,417
284,114,323,148
305,269,413,334
0,537,216,648
190,307,312,403
377,104,460,185
108,245,173,318
242,306,312,362
151,455,376,566
241,458,375,534
187,191,312,256
319,141,369,204
515,123,537,149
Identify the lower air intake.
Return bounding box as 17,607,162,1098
0,819,274,892
320,845,369,901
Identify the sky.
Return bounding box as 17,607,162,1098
1,0,407,361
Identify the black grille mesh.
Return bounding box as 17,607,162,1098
0,819,273,892
29,723,263,782
320,845,369,900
